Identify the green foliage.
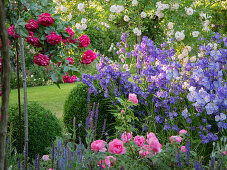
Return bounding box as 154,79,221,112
8,102,62,158
63,82,115,143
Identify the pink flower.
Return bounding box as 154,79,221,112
147,137,162,154
38,13,54,27
91,140,107,152
25,19,39,31
62,72,77,83
66,57,73,65
139,149,150,158
108,139,126,155
48,169,53,170
26,32,42,47
46,31,62,45
97,160,106,169
223,151,226,155
81,50,96,64
134,135,145,147
169,136,182,144
181,146,186,152
42,155,50,161
65,26,74,37
34,53,50,66
121,132,133,143
8,25,20,39
147,132,156,139
179,129,187,135
79,35,90,47
128,93,138,104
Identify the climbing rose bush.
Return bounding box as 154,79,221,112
81,50,96,64
38,13,54,27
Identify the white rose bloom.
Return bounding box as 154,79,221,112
198,52,204,58
171,3,179,10
155,10,164,19
185,7,194,15
192,31,199,37
116,5,124,13
106,0,110,2
110,5,117,12
132,0,138,6
185,46,192,52
81,18,87,24
190,56,197,62
133,27,142,36
166,30,174,36
124,15,130,22
60,5,67,12
164,4,169,9
81,23,87,30
175,30,185,41
78,3,85,12
140,11,147,18
167,22,174,29
68,13,72,20
76,23,82,30
182,48,189,57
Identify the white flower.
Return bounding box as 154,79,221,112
81,18,87,24
166,30,174,36
185,46,192,52
192,31,199,37
124,15,130,22
78,3,85,12
109,14,115,21
171,3,179,10
185,7,194,15
190,56,197,62
198,52,204,58
76,23,82,30
105,23,110,28
203,20,210,27
106,0,110,2
178,54,184,60
182,48,189,57
164,4,169,9
167,22,174,29
116,5,124,13
60,5,67,12
123,64,129,71
175,31,185,41
132,0,138,6
155,10,164,19
81,24,87,30
68,13,72,20
110,5,117,12
140,11,147,18
133,27,142,36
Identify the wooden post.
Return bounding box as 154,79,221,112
0,0,11,169
19,37,28,170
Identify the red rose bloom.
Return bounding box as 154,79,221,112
38,13,54,27
79,35,90,48
7,25,20,39
81,50,96,64
26,32,42,47
63,72,77,83
65,27,74,37
34,53,50,66
25,19,39,31
46,31,62,45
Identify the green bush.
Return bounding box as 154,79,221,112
63,82,115,143
8,102,62,159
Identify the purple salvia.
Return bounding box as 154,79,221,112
94,103,99,138
52,142,55,169
56,160,59,170
176,147,182,167
85,116,90,129
18,158,21,170
185,138,191,165
210,157,215,170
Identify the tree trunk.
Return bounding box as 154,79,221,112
19,37,28,169
0,0,11,169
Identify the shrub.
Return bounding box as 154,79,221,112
8,102,62,159
63,82,115,143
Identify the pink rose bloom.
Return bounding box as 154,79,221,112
91,140,107,152
128,93,138,104
46,31,62,45
104,156,116,168
65,26,74,37
25,19,39,31
48,169,53,170
139,149,150,158
34,53,50,66
179,129,187,135
148,138,162,154
97,160,106,169
66,57,73,65
42,155,50,161
108,139,126,155
223,151,226,155
169,136,182,143
26,32,42,47
134,135,145,147
147,132,156,139
38,13,54,27
181,146,187,152
8,25,20,39
81,50,96,64
62,72,77,83
121,132,133,143
79,35,90,47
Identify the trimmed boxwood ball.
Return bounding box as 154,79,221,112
8,102,62,159
63,82,115,143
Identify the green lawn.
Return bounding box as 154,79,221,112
5,83,76,118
